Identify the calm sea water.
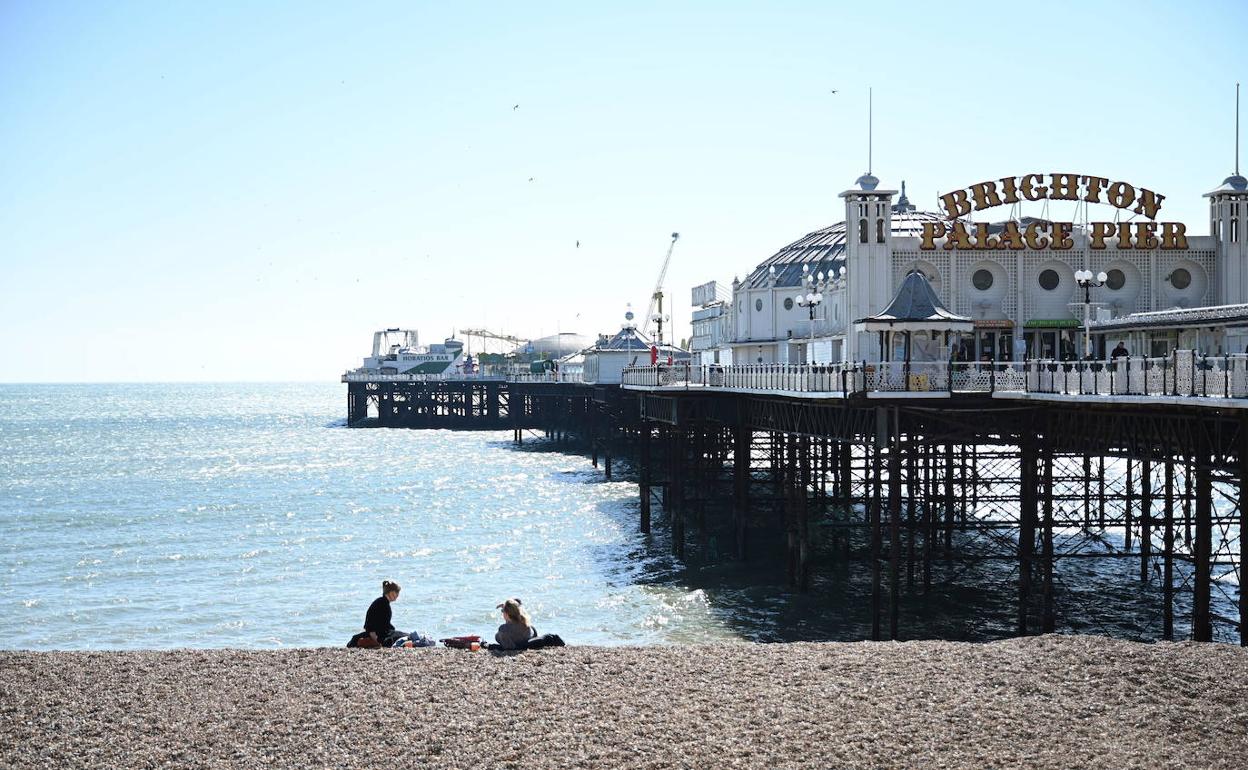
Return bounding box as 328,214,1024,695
0,383,737,649
1,384,1240,649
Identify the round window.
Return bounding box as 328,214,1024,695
1038,269,1060,291
755,298,763,312
1170,267,1192,290
1106,268,1126,291
972,269,994,291
783,297,793,311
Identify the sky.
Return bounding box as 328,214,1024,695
2,0,1245,382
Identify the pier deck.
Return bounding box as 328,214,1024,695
344,362,1246,645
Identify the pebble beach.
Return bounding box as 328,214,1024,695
3,635,1247,769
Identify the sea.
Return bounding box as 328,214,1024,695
1,383,1240,649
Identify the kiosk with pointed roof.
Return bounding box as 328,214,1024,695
854,269,972,364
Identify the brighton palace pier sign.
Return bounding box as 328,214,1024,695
920,173,1188,251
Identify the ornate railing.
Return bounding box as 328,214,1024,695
506,371,585,383
341,371,505,383
621,353,1248,400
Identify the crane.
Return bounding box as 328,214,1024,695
459,328,524,355
641,232,680,345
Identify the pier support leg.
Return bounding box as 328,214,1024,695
922,444,933,593
888,438,902,641
1163,454,1174,640
1140,458,1152,583
1193,437,1212,642
640,424,652,534
1041,442,1055,634
1098,455,1106,529
906,443,917,589
733,424,749,561
1082,455,1092,530
1240,416,1248,647
943,444,955,555
1019,436,1038,636
1125,459,1134,553
871,429,883,641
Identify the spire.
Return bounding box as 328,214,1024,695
854,87,880,191
892,180,914,213
1211,82,1248,194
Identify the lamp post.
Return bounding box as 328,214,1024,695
796,270,825,364
1074,269,1108,359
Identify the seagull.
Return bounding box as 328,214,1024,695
513,104,519,110
576,240,580,248
528,177,534,182
829,89,838,94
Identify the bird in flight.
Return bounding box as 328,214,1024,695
513,104,520,110
528,177,534,182
829,89,838,94
576,240,580,248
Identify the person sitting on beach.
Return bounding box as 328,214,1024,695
347,580,405,648
494,598,536,650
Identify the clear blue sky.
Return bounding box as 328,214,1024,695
2,1,1244,382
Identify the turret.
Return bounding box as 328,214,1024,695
839,172,897,359
1208,172,1248,305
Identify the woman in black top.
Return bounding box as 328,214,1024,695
348,580,404,647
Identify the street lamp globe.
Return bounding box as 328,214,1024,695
1096,271,1108,283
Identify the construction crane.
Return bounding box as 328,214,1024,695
641,232,680,345
459,328,524,355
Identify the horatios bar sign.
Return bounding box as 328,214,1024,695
919,173,1188,251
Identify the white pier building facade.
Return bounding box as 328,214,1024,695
699,170,1248,365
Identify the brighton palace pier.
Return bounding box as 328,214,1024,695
692,169,1248,366
346,166,1248,645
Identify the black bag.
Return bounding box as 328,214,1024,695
524,633,565,650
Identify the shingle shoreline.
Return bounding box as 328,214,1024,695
3,635,1246,769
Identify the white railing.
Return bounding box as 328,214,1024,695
620,353,1248,401
506,371,585,384
1021,353,1248,399
341,371,505,383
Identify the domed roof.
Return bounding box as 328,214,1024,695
742,209,947,289
1205,173,1248,196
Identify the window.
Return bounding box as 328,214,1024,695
972,269,994,291
859,219,868,243
1170,268,1192,290
1106,268,1125,290
755,298,763,312
783,297,793,310
1038,269,1060,291
1233,218,1239,243
876,219,884,243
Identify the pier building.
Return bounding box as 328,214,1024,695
710,170,1247,365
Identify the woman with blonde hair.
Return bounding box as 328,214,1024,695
494,597,536,650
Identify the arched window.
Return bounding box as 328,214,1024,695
876,219,884,243
859,219,868,243
1233,218,1239,243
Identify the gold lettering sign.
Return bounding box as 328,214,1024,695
919,173,1185,251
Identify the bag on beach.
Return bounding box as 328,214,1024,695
390,632,436,648
347,632,381,649
523,633,565,650
439,635,483,650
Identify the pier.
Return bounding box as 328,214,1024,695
344,359,1246,645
